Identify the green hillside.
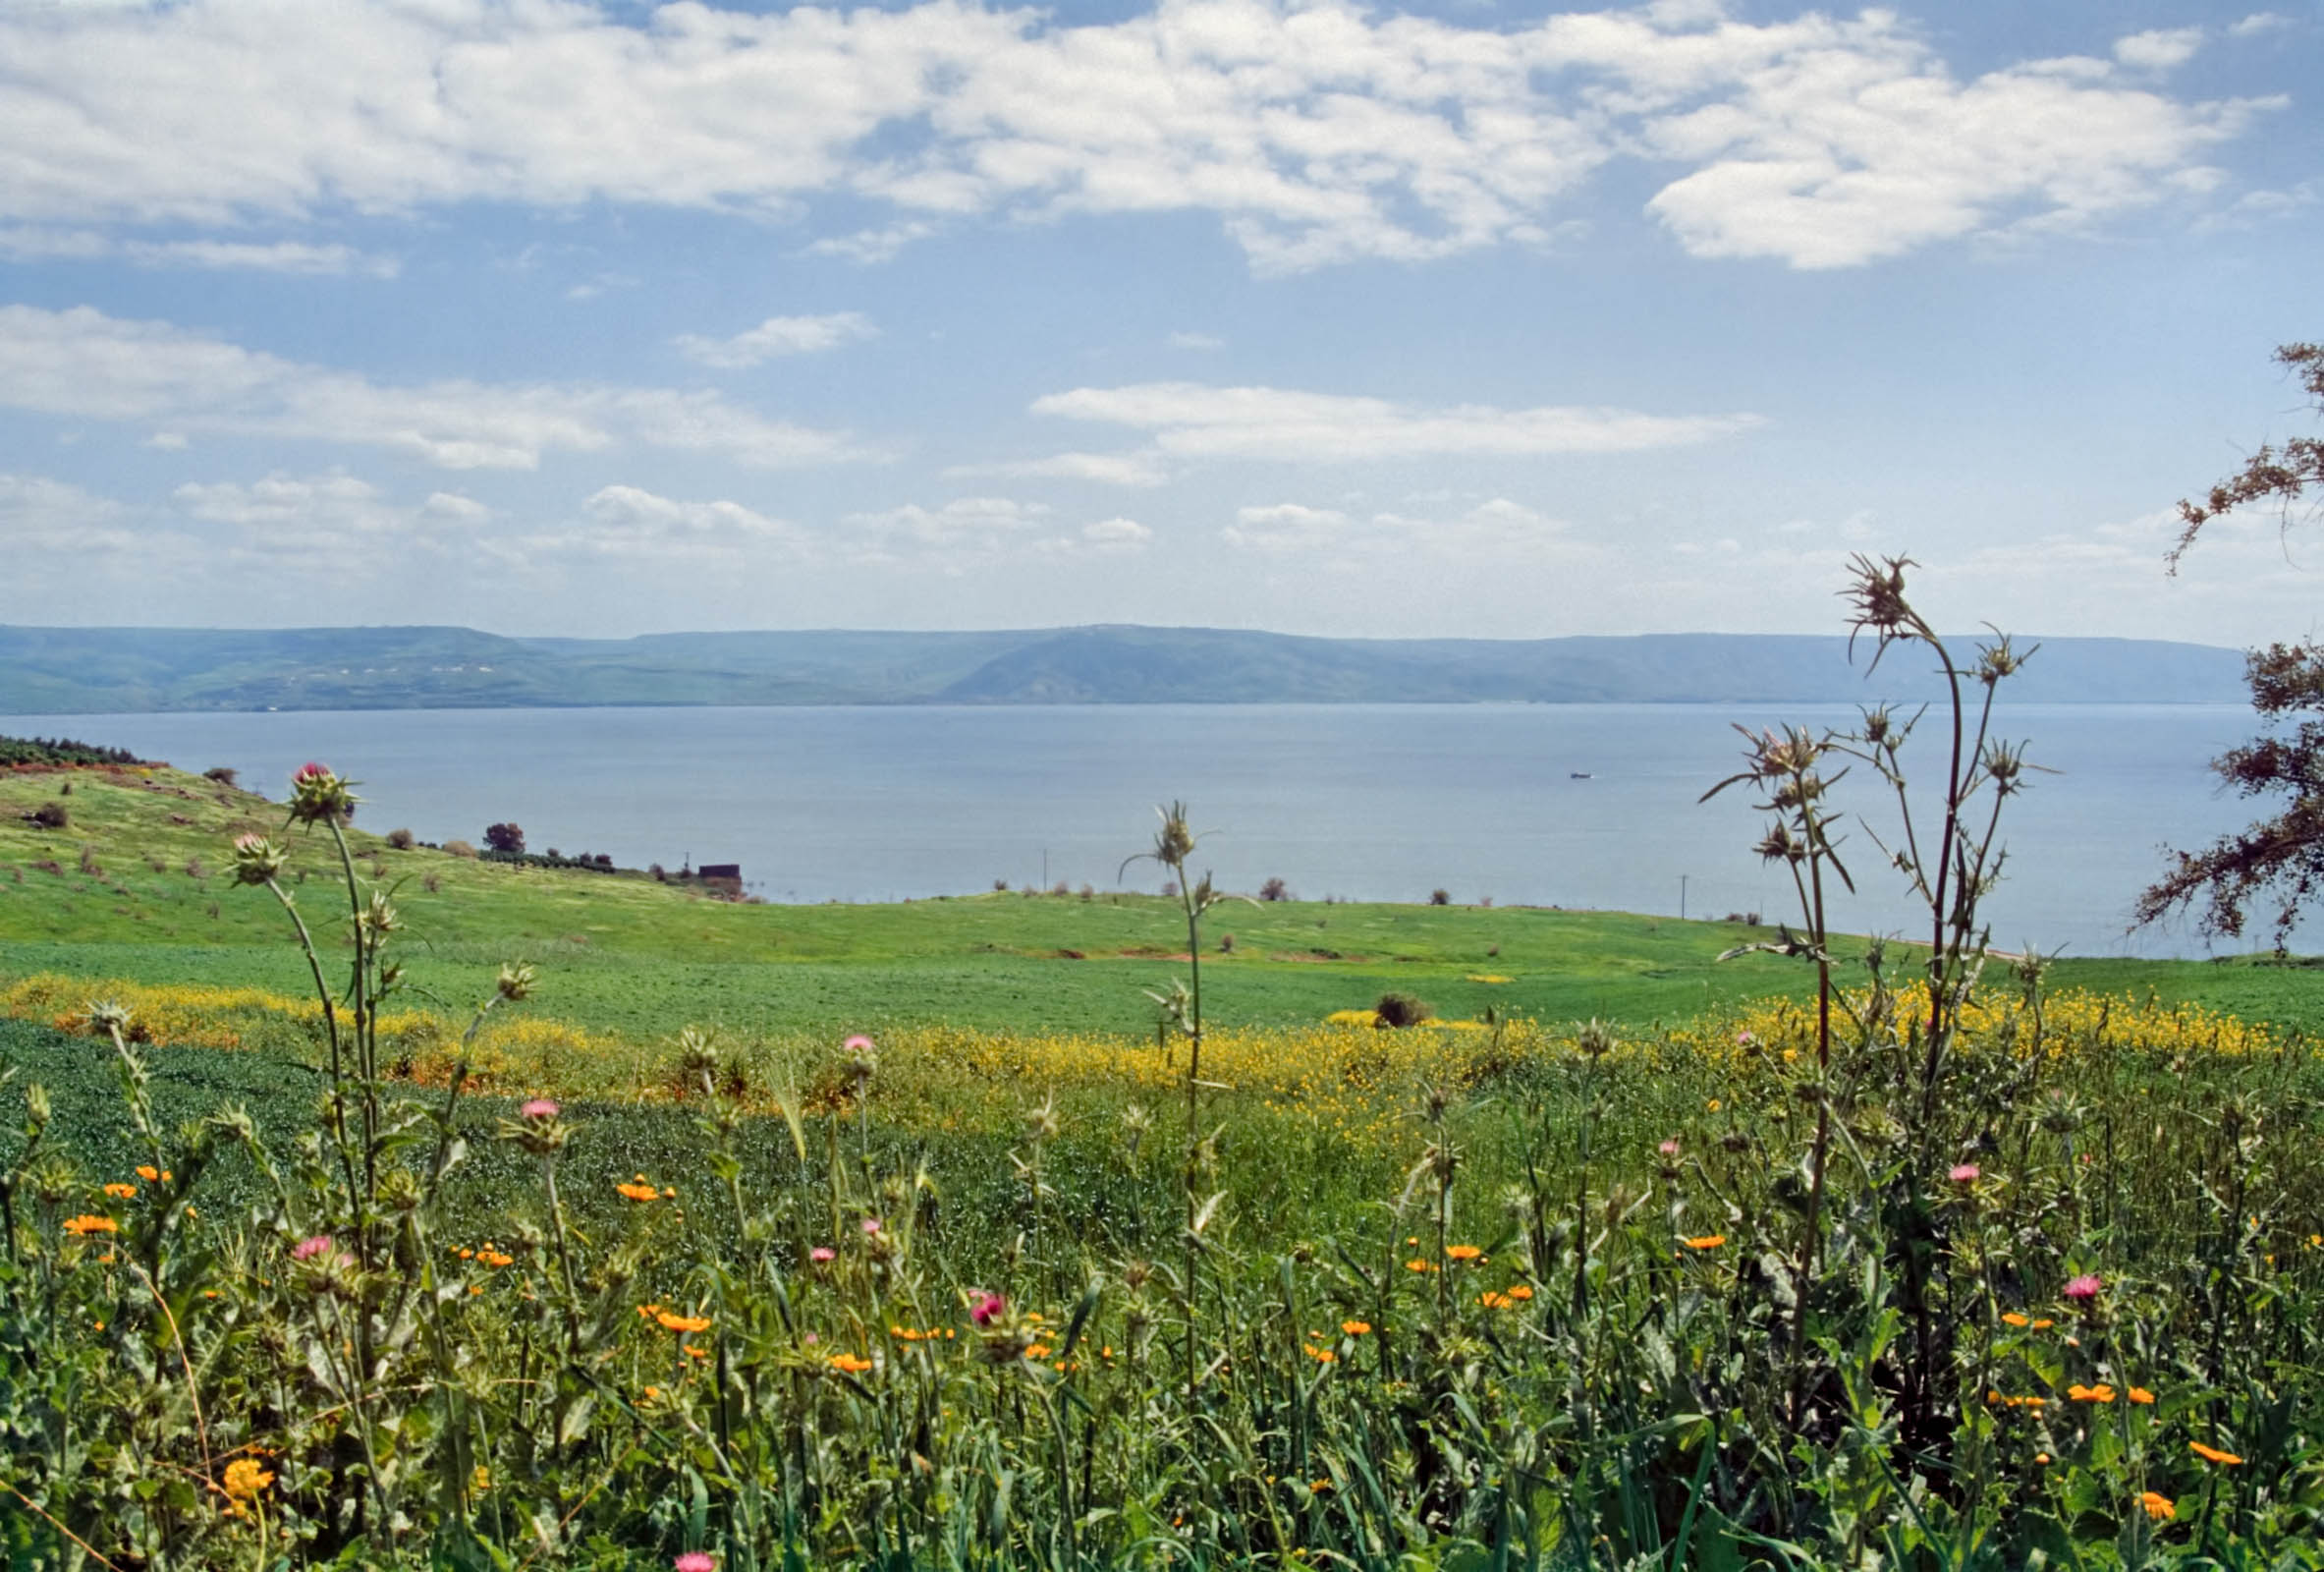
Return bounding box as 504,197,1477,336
2,756,2314,1042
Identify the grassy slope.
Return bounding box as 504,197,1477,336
4,762,2319,1041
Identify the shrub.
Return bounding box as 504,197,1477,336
650,862,666,880
1051,879,1070,896
29,800,68,828
442,838,477,859
385,827,415,850
1373,990,1434,1028
1259,875,1290,901
483,821,525,855
182,856,205,878
993,877,1010,891
1219,932,1235,953
1429,887,1449,905
203,765,238,786
78,844,100,875
422,872,440,893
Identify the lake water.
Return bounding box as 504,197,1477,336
2,702,2288,959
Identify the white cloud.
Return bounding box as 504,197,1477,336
0,305,874,472
2228,14,2291,39
675,311,879,369
942,449,1172,486
1035,382,1760,460
1080,517,1152,550
1223,502,1352,552
529,485,803,562
2114,28,2203,72
0,226,395,275
801,221,944,264
0,0,2266,274
1170,331,1226,351
169,471,492,565
842,495,1051,563
1227,495,1577,556
0,471,129,549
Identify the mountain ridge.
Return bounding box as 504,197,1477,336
0,623,2250,713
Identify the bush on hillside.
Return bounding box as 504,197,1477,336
1373,990,1433,1027
1259,875,1290,901
28,801,68,829
442,838,477,859
384,827,415,850
482,821,525,855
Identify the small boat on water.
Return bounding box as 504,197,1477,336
1570,771,1592,779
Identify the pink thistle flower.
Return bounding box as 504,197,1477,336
1736,1031,1754,1046
520,1098,559,1119
808,1246,835,1263
290,1235,335,1263
1949,1163,1981,1183
802,1331,819,1344
844,1035,874,1053
1657,1139,1681,1157
971,1292,1006,1327
675,1554,716,1572
293,762,331,785
861,1217,882,1235
2063,1273,2102,1301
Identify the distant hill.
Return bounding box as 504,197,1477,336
0,623,2249,713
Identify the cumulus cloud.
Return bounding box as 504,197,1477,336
1223,502,1353,552
2114,28,2204,71
675,311,879,368
516,485,805,562
171,472,490,561
942,450,1172,486
0,471,132,550
1080,517,1152,550
0,306,874,471
1036,383,1760,461
0,0,2269,273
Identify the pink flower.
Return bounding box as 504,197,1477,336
2063,1273,2102,1301
1736,1031,1754,1046
1657,1139,1680,1157
1949,1163,1981,1183
520,1098,559,1119
844,1035,874,1053
290,1235,335,1262
861,1217,882,1235
293,761,331,784
808,1246,835,1263
675,1554,716,1572
971,1292,1006,1327
802,1331,819,1344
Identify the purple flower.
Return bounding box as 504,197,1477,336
808,1246,835,1263
520,1098,559,1120
1949,1163,1981,1183
290,1235,335,1263
2063,1273,2102,1301
971,1292,1006,1327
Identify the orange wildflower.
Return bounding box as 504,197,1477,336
136,1165,158,1182
1445,1244,1484,1262
2068,1383,2116,1404
1404,1260,1438,1273
62,1215,119,1236
615,1182,660,1203
102,1183,137,1199
2189,1442,2243,1466
2128,1386,2155,1406
1303,1344,1336,1363
1504,1283,1533,1301
656,1312,712,1334
1683,1235,1727,1251
2139,1491,2175,1522
477,1250,514,1268
828,1352,874,1374
2001,1313,2030,1327
1341,1319,1371,1336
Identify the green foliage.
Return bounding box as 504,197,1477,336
0,733,147,767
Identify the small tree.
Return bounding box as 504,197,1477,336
2138,341,2324,945
1258,875,1290,901
483,821,525,856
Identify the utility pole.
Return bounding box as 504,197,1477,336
1680,874,1688,921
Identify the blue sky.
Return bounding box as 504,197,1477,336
0,0,2318,646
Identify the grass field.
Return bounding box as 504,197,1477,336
7,761,2321,1047
7,756,2324,1569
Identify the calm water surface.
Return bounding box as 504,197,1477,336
3,703,2282,958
